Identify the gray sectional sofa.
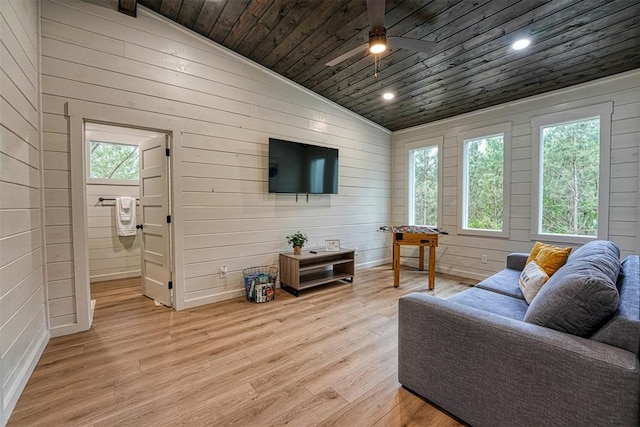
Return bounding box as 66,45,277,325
398,240,640,426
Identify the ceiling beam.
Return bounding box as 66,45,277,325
118,0,137,18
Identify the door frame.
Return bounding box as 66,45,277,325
66,101,185,334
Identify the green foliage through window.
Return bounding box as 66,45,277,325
90,141,139,180
410,146,438,226
464,135,504,230
540,118,599,236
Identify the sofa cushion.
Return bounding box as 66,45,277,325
523,240,621,337
475,268,525,300
526,241,572,276
518,261,549,303
448,287,528,320
591,255,640,355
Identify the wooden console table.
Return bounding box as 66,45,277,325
390,227,439,290
279,249,354,297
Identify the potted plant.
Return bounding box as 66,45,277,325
286,231,308,255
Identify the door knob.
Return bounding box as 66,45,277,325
136,224,143,229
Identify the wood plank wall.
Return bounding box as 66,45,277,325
40,0,391,319
43,114,75,329
84,126,150,283
87,184,141,282
0,0,49,424
392,71,640,281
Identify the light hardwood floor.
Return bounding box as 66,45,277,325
9,265,475,426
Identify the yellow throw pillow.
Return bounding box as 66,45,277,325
518,261,549,304
526,242,571,277
526,241,550,264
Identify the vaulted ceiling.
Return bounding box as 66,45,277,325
137,0,640,131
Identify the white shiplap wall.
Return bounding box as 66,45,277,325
43,106,74,329
393,70,640,281
87,184,140,282
0,0,49,424
40,0,391,319
84,125,157,283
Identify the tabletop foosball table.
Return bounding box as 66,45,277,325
380,226,445,290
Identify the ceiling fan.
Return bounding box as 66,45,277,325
325,0,437,67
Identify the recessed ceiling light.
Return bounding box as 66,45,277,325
512,38,531,50
382,92,394,100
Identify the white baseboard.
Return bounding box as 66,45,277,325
182,257,393,309
437,267,489,282
182,288,245,310
355,258,391,269
180,259,488,311
49,322,88,338
90,299,96,326
1,326,49,426
371,259,490,283
90,270,141,283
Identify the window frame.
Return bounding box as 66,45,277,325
407,136,443,227
530,102,612,244
86,139,140,186
457,122,511,237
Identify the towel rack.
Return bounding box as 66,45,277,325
98,197,140,203
98,197,139,201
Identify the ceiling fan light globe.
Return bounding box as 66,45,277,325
369,32,387,54
370,43,386,54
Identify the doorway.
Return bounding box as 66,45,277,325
84,122,172,318
85,124,159,283
82,122,173,323
65,101,185,335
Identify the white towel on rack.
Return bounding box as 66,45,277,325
119,197,132,222
116,197,137,236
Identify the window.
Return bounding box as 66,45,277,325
88,140,139,183
407,137,442,227
531,103,612,243
458,123,511,236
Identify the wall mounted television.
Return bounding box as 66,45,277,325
268,138,339,194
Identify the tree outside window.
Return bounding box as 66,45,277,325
90,141,139,181
539,118,600,237
463,135,504,231
531,103,611,244
409,146,438,226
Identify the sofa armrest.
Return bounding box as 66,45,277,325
398,293,640,427
506,252,528,270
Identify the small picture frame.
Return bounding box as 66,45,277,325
325,239,341,252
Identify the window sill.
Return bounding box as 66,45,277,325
87,178,139,186
459,228,509,238
530,233,596,245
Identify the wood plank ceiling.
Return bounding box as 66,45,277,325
138,0,640,131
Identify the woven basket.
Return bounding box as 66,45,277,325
243,266,278,303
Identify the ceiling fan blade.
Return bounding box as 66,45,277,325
367,0,386,30
388,36,437,53
325,43,369,66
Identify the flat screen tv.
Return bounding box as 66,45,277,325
269,138,339,194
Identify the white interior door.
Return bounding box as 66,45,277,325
139,134,172,306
